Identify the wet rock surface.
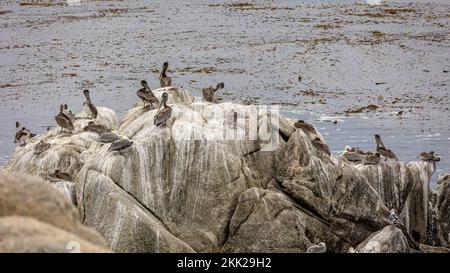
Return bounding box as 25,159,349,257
2,87,448,252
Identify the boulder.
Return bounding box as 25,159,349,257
356,225,410,253
0,216,109,253
1,87,442,253
223,188,348,252
0,172,109,252
427,173,450,246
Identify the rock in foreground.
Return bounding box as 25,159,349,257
0,172,110,253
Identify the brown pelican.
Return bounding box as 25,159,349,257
306,242,326,253
159,62,172,88
98,132,120,143
48,170,72,182
83,121,110,135
202,82,224,103
34,140,51,155
419,151,440,162
83,89,98,119
108,138,133,153
342,151,363,163
154,92,172,127
294,120,316,135
311,137,331,156
363,152,381,165
374,134,398,160
137,80,159,107
14,126,31,146
55,104,75,132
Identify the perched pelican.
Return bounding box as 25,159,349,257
419,151,440,162
363,152,381,165
34,140,51,155
83,90,98,119
294,120,316,135
48,170,72,182
108,138,133,153
159,62,172,88
14,126,31,146
202,82,224,103
311,137,331,156
98,132,120,143
55,104,74,132
342,151,363,163
342,146,364,163
83,121,110,135
306,242,327,253
374,134,398,160
154,92,172,127
137,80,159,107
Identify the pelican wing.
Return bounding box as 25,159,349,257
202,87,215,102
55,113,74,130
137,90,159,104
154,107,172,127
160,76,172,88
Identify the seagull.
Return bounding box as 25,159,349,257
306,242,327,253
388,208,401,225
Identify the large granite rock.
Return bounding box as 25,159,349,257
356,225,410,253
2,86,446,253
223,187,348,252
427,173,450,246
0,172,109,252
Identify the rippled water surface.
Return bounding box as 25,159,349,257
0,0,449,186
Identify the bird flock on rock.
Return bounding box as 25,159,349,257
13,62,442,183
293,119,440,166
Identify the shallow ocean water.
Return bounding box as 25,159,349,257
0,0,448,187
